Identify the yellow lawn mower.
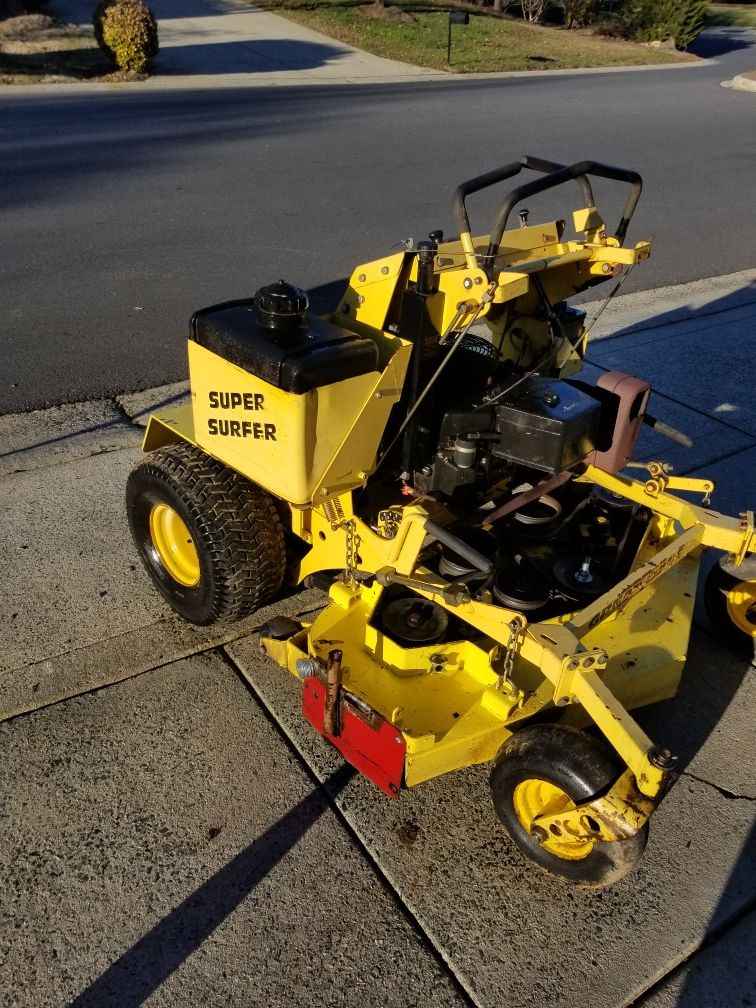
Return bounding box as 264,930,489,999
127,157,756,885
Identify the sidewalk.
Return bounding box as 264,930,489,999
1,270,755,1006
5,0,720,96
48,0,447,86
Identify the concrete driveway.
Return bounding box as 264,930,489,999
1,271,755,1007
50,0,442,83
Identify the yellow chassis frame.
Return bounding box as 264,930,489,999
142,198,755,847
260,466,754,843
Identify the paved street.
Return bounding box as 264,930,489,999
0,13,755,412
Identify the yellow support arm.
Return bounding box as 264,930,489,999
582,465,756,561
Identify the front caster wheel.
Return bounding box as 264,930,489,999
704,561,756,659
490,724,648,886
126,442,285,626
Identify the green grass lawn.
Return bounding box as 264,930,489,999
707,4,756,28
254,0,694,73
0,18,112,83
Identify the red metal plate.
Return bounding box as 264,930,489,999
302,678,405,798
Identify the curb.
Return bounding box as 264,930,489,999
0,53,710,99
721,71,756,92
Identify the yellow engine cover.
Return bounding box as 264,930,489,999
188,335,410,507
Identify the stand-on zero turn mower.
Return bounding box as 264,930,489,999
127,158,756,885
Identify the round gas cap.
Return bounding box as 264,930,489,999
254,280,309,330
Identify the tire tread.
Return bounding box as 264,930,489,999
127,442,285,624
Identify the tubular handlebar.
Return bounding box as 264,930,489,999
452,156,643,272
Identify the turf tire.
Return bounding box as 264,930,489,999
126,441,285,626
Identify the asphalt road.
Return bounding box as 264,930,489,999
1,29,755,414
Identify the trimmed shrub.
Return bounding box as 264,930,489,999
615,0,708,50
674,0,708,48
94,0,158,74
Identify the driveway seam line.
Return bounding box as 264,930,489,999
0,601,322,723
626,899,756,1006
679,768,756,803
219,645,482,1008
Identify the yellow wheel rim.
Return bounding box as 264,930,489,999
726,581,756,637
149,503,200,587
513,778,594,861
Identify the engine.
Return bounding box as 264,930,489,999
388,321,607,496
372,304,655,629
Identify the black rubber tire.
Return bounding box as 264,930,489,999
490,724,648,886
704,561,756,659
126,442,285,626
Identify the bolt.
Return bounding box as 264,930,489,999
530,825,547,844
341,304,350,314
358,273,366,283
574,557,594,585
375,391,383,399
649,746,676,770
555,696,570,707
381,265,389,275
295,658,321,679
357,295,365,305
463,278,473,289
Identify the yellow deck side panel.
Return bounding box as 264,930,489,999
582,551,700,710
302,583,522,787
187,335,411,506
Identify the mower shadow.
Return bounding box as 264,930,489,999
632,624,752,777
661,818,756,1006
69,763,356,1008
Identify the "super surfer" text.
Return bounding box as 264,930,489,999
206,390,277,440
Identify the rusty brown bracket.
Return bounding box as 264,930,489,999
324,649,343,737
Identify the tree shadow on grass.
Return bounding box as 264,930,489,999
0,42,111,81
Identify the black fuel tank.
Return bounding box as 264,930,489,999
190,283,379,395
